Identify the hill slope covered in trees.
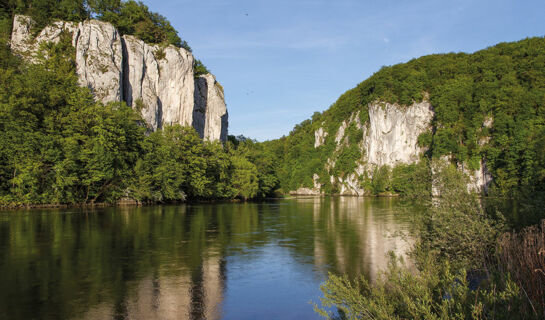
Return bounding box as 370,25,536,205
261,37,545,198
0,1,278,206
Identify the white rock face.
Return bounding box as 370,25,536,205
314,127,328,148
337,173,365,196
295,99,493,196
11,15,123,103
10,15,228,141
75,20,124,103
322,101,432,195
156,46,195,127
10,15,33,53
335,121,348,144
122,35,162,129
365,101,434,168
194,74,228,141
122,35,195,130
459,160,493,194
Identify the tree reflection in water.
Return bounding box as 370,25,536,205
0,198,416,320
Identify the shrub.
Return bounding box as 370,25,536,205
316,254,523,320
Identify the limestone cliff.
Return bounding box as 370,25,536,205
193,74,228,141
364,101,434,169
122,35,195,130
305,100,492,196
10,15,228,141
316,101,434,195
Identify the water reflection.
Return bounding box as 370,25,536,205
0,198,416,320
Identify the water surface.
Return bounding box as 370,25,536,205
0,197,416,320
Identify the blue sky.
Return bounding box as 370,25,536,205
141,0,545,141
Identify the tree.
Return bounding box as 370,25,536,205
230,155,258,200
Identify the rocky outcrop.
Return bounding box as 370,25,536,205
75,20,124,103
314,127,327,148
122,35,195,130
298,99,493,196
122,35,162,129
459,160,493,194
10,15,228,140
10,15,33,53
432,156,493,196
336,173,365,196
193,74,228,141
320,101,433,195
365,101,434,168
12,16,123,103
290,174,323,196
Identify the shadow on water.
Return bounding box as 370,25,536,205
0,197,418,320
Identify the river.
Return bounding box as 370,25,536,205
0,197,417,320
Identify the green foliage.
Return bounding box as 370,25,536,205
20,0,88,33
227,136,280,198
417,131,433,148
194,59,209,77
263,37,545,197
230,155,259,200
369,166,390,195
130,125,208,202
316,255,524,320
390,160,432,198
421,160,503,269
333,144,360,178
0,27,273,205
89,0,191,50
0,34,145,205
5,0,191,50
315,163,536,320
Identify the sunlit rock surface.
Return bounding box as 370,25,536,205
11,15,123,102
11,15,227,140
123,35,195,130
314,127,328,148
298,99,493,195
365,101,434,168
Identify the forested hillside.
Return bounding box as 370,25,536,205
0,1,278,206
263,37,545,197
1,2,544,205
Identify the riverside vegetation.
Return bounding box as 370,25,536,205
0,0,279,206
315,162,545,319
264,37,545,319
0,32,278,204
1,1,545,319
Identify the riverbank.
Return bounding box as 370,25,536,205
0,195,294,211
315,169,545,319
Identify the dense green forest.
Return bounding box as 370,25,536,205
1,1,545,206
0,0,190,49
265,37,545,198
0,4,278,206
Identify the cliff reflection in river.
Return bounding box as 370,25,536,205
0,198,415,320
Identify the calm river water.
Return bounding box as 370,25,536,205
0,197,417,320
